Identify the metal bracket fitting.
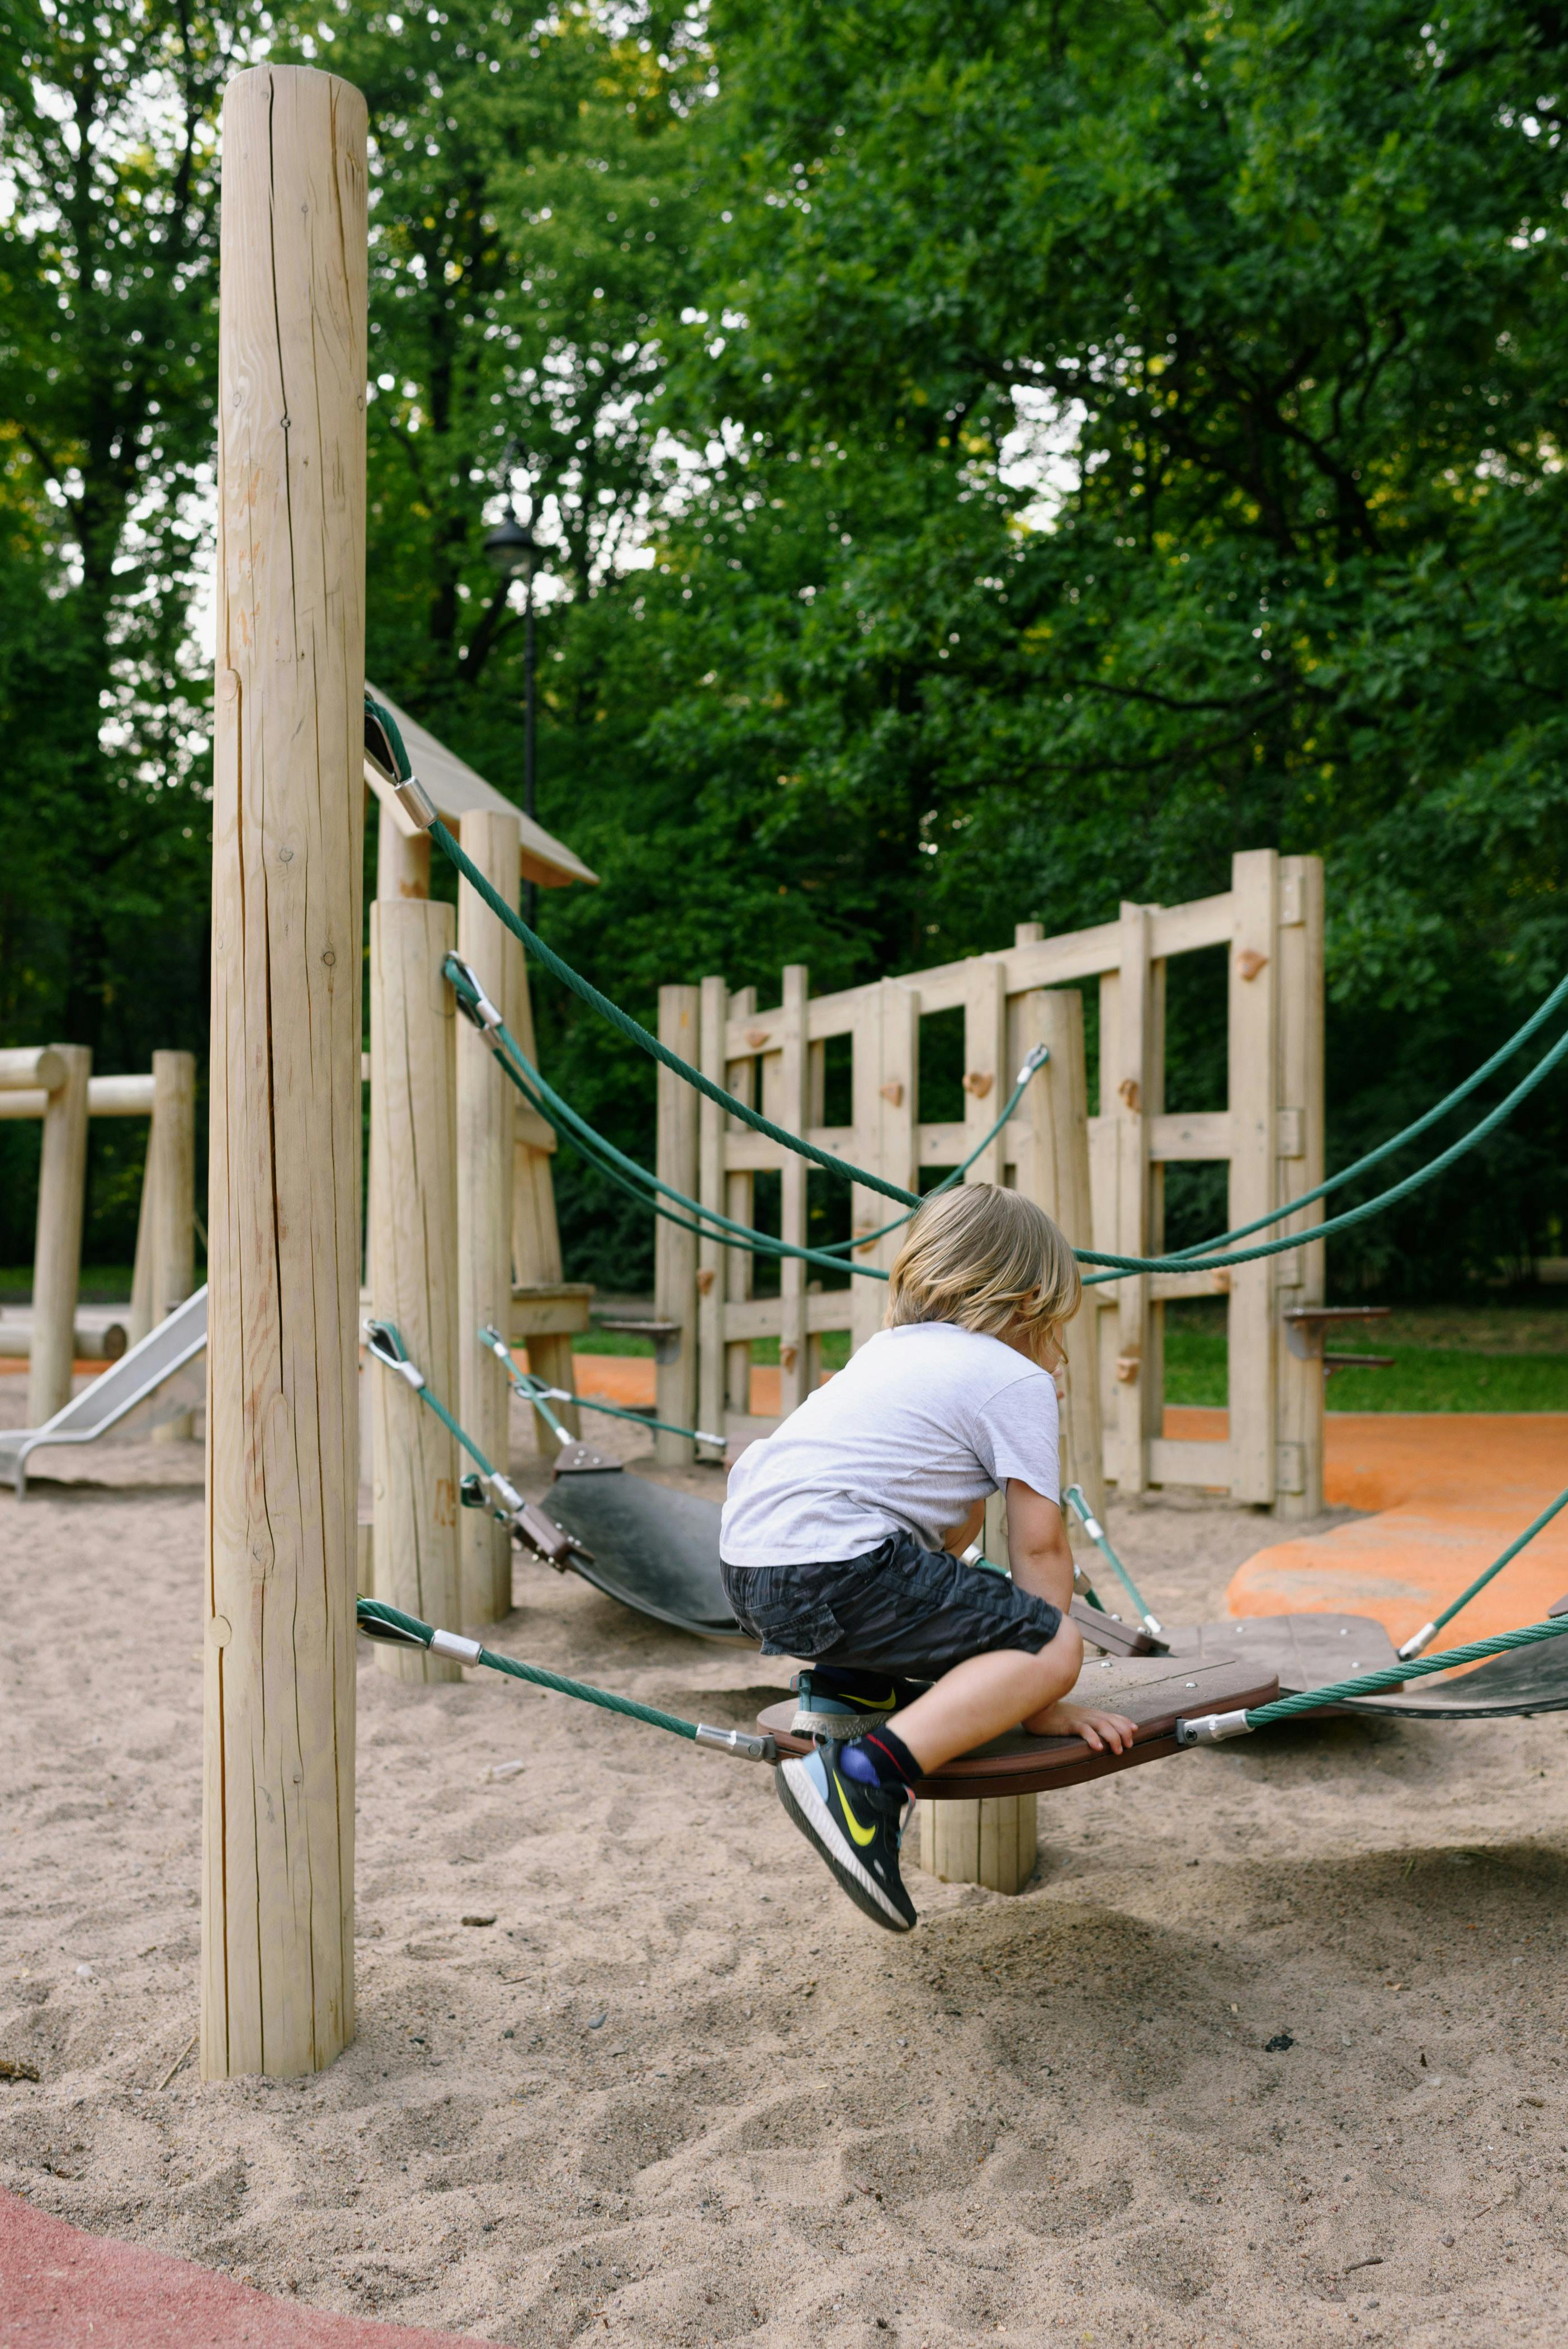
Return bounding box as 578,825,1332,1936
508,1498,593,1569
391,771,438,831
1175,1709,1254,1746
446,954,506,1047
695,1724,778,1763
429,1627,484,1666
1397,1621,1437,1662
1015,1041,1050,1084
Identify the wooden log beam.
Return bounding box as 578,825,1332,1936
203,62,367,2083
456,808,523,1619
655,985,700,1464
369,898,462,1682
0,1047,65,1093
148,1050,198,1441
28,1045,89,1427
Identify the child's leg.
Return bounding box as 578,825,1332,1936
886,1622,1131,1773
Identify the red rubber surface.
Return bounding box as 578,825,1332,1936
0,2189,479,2348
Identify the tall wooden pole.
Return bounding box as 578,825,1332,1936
203,64,367,2083
456,808,522,1624
149,1049,197,1441
29,1044,90,1427
654,985,700,1464
370,899,462,1680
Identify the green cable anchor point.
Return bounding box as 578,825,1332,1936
353,1598,776,1762
1175,1614,1568,1744
1063,1484,1164,1638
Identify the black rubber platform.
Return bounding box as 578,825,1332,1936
542,1467,743,1642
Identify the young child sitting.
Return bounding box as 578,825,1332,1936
719,1183,1135,1932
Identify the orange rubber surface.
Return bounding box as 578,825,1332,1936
1224,1413,1568,1654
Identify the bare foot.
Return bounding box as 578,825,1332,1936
1026,1700,1138,1753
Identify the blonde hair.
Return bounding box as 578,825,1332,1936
885,1183,1081,1362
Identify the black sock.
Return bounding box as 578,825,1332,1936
839,1725,920,1791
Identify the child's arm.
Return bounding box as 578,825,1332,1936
1003,1479,1074,1613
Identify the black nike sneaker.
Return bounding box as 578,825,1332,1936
790,1664,928,1740
776,1742,918,1933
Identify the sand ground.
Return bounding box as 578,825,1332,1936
2,1370,1566,2347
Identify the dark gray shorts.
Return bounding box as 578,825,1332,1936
719,1530,1063,1677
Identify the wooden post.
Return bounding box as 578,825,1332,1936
724,989,757,1427
697,976,729,1456
456,808,522,1621
776,967,810,1419
377,799,430,900
507,943,579,1447
1111,905,1154,1495
655,984,700,1463
29,1044,91,1428
1013,984,1107,1535
919,1796,1038,1897
369,899,462,1681
1274,855,1326,1518
962,959,1008,1188
1227,850,1280,1504
148,1049,197,1441
204,63,367,2082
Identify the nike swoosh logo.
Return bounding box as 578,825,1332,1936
831,1771,879,1846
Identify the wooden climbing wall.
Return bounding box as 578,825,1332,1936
655,847,1325,1521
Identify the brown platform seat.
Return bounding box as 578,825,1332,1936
758,1652,1279,1799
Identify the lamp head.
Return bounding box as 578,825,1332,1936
482,508,539,581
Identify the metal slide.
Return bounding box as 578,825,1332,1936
0,1285,209,1497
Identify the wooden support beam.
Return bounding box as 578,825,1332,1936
1274,855,1326,1518
655,985,700,1463
28,1044,89,1427
376,795,430,900
456,808,523,1617
204,62,367,2083
1111,905,1154,1496
507,925,578,1444
776,966,810,1419
724,988,757,1426
369,898,462,1682
962,958,1009,1188
1013,986,1107,1535
697,976,729,1458
919,1795,1038,1896
1227,848,1281,1504
148,1049,198,1442
0,1047,65,1092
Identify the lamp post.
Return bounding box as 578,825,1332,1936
481,504,542,927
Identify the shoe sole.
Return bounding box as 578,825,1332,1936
789,1706,895,1740
776,1758,915,1933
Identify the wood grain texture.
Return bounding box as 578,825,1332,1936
1112,905,1154,1496
204,64,367,2082
1013,987,1106,1532
919,1795,1037,1894
723,988,757,1426
456,809,522,1611
147,1050,198,1440
1227,849,1280,1504
376,796,430,899
506,934,578,1445
776,967,810,1419
697,976,729,1455
655,985,700,1463
1273,854,1326,1518
29,1044,89,1426
369,898,462,1682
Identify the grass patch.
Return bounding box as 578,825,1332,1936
1162,1300,1568,1412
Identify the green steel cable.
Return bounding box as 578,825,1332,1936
357,1598,703,1743
447,953,892,1281
1079,1016,1568,1280
1159,970,1568,1262
1062,1484,1164,1635
1397,1482,1568,1659
369,691,1568,1282
1178,1616,1568,1742
479,1323,726,1452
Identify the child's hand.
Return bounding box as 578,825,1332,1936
1031,1700,1138,1754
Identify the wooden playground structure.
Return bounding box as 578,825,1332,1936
0,1046,197,1428
653,849,1327,1520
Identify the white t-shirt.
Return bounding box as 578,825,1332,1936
719,1321,1060,1567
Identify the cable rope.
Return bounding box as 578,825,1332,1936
1062,1485,1164,1635
478,1323,726,1453
367,692,1568,1283
1396,1482,1568,1659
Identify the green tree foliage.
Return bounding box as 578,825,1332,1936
3,0,1564,1293
0,1,239,1263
